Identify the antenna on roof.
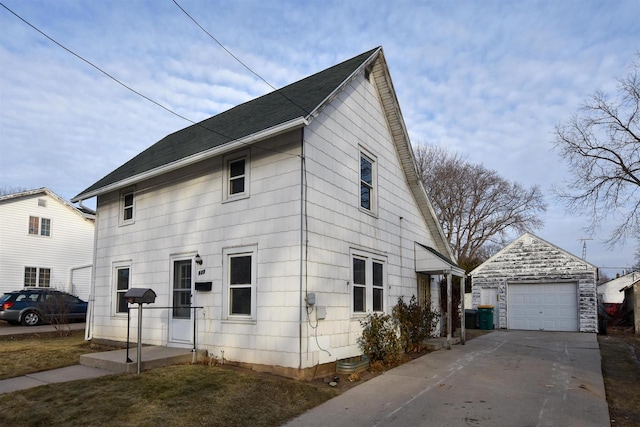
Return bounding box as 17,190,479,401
579,237,593,260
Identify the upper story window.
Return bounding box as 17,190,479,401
351,250,386,315
223,150,250,201
229,158,246,195
28,216,51,236
360,149,377,213
120,189,135,224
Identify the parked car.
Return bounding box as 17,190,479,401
0,288,87,326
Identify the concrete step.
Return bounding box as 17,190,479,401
80,346,204,374
423,337,461,351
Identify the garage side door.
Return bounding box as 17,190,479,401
507,283,578,331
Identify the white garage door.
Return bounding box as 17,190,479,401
507,283,578,331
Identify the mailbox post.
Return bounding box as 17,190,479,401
124,288,157,374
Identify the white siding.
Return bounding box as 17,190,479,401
91,70,442,370
0,192,94,297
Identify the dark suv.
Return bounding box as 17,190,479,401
0,288,87,326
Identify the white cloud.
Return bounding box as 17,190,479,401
1,0,638,269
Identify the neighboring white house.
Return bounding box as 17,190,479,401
597,271,639,304
470,232,598,333
0,188,95,300
72,47,463,378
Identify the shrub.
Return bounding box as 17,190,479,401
357,313,402,366
393,295,440,352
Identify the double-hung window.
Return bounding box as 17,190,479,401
114,264,131,314
223,151,250,201
351,250,386,315
223,245,257,320
359,149,377,213
28,216,51,236
120,189,135,224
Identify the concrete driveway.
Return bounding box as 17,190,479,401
286,331,609,427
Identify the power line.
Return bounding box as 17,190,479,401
171,0,313,118
0,2,296,158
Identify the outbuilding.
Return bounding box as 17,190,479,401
470,233,597,332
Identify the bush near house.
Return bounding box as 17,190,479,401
358,297,440,365
393,295,440,352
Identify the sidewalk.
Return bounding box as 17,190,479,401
0,365,114,394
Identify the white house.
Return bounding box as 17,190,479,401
470,233,598,333
0,188,95,300
597,271,639,304
72,47,463,378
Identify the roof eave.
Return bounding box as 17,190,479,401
72,116,308,202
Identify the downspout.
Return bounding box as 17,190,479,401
85,198,98,341
299,127,305,370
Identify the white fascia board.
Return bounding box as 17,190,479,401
71,117,308,202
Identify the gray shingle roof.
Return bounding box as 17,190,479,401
74,47,380,199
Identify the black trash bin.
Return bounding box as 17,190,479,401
478,305,494,330
464,309,478,329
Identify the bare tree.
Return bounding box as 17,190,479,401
553,57,640,245
415,144,547,272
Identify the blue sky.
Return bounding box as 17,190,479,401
0,0,638,273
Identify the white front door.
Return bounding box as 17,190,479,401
170,258,194,344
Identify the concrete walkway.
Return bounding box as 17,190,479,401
286,331,610,427
0,365,114,394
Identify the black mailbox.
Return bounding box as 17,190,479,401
124,288,157,304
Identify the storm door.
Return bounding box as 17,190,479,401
170,259,194,344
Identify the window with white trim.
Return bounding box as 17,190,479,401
351,251,386,315
114,264,131,314
24,267,51,287
120,190,135,224
28,216,51,236
359,149,377,213
223,245,257,320
223,150,250,201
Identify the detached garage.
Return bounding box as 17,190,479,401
470,233,598,333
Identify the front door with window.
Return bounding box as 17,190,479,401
170,259,194,344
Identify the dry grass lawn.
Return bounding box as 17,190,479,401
0,330,100,380
0,364,337,426
1,327,638,426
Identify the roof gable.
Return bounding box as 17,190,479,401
0,187,95,221
470,232,597,276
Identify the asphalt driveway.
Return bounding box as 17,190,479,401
286,331,609,427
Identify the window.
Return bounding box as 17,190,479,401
24,267,36,287
39,268,51,287
223,151,250,201
353,258,366,312
229,158,246,195
173,260,192,318
28,216,39,235
38,198,47,207
24,267,51,287
351,251,386,315
115,265,130,313
360,150,377,212
29,216,51,236
223,245,257,320
40,218,51,236
121,190,135,223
